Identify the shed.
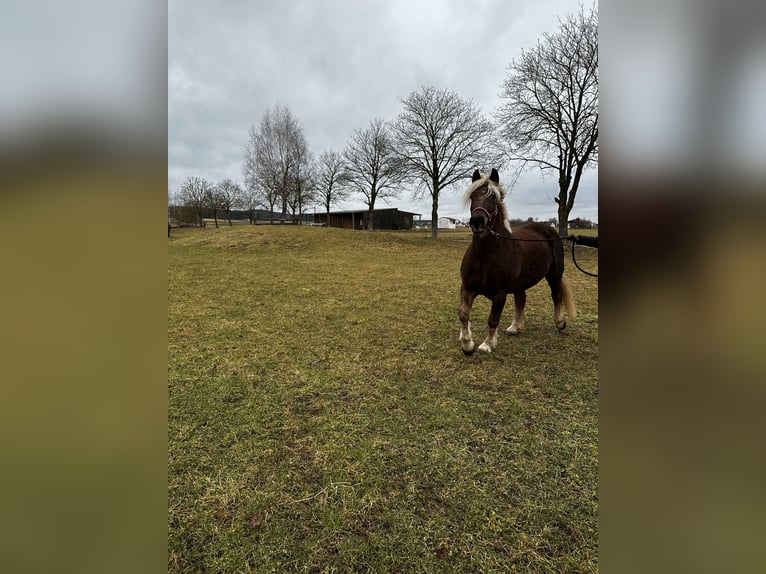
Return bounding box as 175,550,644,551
314,208,420,230
437,217,457,229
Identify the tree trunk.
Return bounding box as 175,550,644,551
431,186,439,239
367,205,374,231
556,173,571,237
557,194,569,238
226,209,232,226
213,211,219,228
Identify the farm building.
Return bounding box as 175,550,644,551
314,208,421,230
415,217,463,230
438,217,458,229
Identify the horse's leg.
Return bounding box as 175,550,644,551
478,294,507,353
505,291,526,335
458,287,477,355
547,276,567,330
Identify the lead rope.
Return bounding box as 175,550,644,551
486,229,598,278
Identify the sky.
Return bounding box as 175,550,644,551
168,0,598,223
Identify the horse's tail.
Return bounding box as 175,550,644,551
561,275,577,320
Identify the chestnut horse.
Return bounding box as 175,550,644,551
458,169,576,355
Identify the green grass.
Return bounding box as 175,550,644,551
168,225,598,573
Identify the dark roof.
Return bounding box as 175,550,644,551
318,208,421,216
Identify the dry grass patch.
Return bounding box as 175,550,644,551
169,225,598,573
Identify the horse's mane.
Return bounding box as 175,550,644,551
464,173,512,234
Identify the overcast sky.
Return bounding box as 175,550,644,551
168,0,598,222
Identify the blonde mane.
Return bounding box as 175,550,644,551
464,173,512,234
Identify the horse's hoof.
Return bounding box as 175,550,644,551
556,321,567,330
477,343,492,353
506,325,521,335
462,347,475,356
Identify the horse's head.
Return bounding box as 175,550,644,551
465,168,511,235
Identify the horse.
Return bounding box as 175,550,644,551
458,169,576,355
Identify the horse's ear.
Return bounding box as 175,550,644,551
472,170,481,182
489,168,499,184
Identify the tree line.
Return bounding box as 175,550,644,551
171,6,597,238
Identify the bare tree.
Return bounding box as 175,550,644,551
168,188,196,228
204,185,226,228
284,138,313,224
291,153,315,224
315,150,350,224
240,182,263,224
243,124,279,221
343,118,405,231
215,179,243,226
178,176,211,227
392,86,503,238
497,5,598,237
243,104,310,224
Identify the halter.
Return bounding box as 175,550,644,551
471,204,498,227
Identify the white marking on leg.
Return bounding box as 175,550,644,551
506,312,525,335
554,302,566,329
459,322,475,353
478,329,498,353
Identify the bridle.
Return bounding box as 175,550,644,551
471,204,498,228
469,182,501,229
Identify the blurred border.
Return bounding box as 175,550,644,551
601,0,766,571
0,2,167,573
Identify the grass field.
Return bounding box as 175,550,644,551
168,225,598,573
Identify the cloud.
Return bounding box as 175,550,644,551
168,0,597,221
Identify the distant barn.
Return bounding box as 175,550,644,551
314,208,421,230
438,217,458,229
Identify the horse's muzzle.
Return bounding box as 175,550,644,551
469,213,487,234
